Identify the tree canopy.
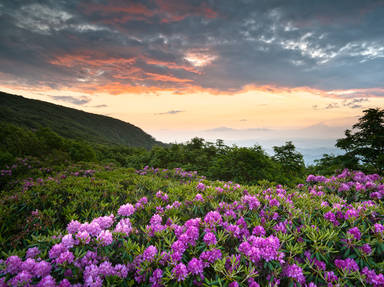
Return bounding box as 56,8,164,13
336,108,384,173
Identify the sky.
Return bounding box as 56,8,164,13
0,0,384,155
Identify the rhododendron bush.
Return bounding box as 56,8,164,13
0,166,383,286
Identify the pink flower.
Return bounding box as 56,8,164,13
118,203,135,216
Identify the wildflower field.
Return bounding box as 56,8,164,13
0,160,383,286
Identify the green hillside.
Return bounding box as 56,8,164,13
0,91,162,149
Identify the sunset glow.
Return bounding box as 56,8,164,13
1,0,384,143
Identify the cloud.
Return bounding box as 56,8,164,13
0,0,384,96
312,97,369,110
83,0,217,24
204,127,271,133
51,95,91,105
84,104,108,108
155,110,185,115
343,97,369,109
325,103,340,109
93,104,108,108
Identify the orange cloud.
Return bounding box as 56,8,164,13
84,1,155,23
154,0,218,23
75,82,167,95
49,51,201,85
50,53,136,68
50,51,144,82
145,72,193,83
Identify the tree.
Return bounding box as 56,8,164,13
336,108,384,173
272,141,305,180
309,153,359,176
272,141,305,184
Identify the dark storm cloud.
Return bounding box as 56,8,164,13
0,0,383,95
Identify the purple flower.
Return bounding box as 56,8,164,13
203,232,217,245
26,247,40,259
21,258,36,273
361,244,372,254
196,182,206,191
76,231,91,244
362,267,384,287
10,271,32,286
118,203,135,216
338,183,350,192
92,215,114,229
114,264,128,278
62,234,75,248
269,198,280,207
96,230,113,246
374,223,384,234
159,251,170,266
194,193,204,202
239,235,282,263
252,226,266,236
143,245,157,262
248,278,260,287
345,208,359,220
49,243,66,259
150,214,163,225
56,251,74,265
321,201,329,207
5,255,22,274
324,211,336,222
200,249,222,267
347,227,361,241
156,206,165,214
306,175,316,182
229,282,239,287
172,239,187,255
98,261,115,276
156,191,169,202
335,258,359,273
114,218,132,236
242,195,260,210
150,268,163,286
37,275,56,287
84,265,103,287
283,263,305,284
273,222,287,234
187,258,204,276
34,260,52,277
58,279,72,287
204,211,222,227
67,220,82,234
83,222,102,236
324,271,339,282
172,263,188,281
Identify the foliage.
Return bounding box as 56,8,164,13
0,122,307,187
0,91,162,148
336,108,384,173
308,154,360,176
272,141,305,183
0,163,383,286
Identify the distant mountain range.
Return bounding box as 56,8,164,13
0,91,163,149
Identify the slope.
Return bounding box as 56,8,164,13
0,91,162,148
